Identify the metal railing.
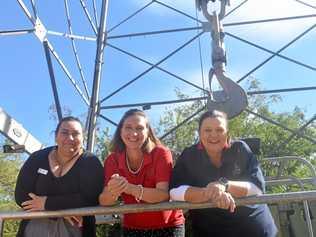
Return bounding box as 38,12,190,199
264,156,316,237
1,191,316,236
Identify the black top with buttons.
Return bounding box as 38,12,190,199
170,140,277,237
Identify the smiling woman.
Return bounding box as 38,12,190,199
169,110,278,237
99,109,185,237
14,116,104,237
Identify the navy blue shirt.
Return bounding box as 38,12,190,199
170,140,277,237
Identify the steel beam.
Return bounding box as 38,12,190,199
86,0,109,151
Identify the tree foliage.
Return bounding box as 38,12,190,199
157,80,316,189
0,143,22,237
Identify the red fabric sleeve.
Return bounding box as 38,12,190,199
154,147,173,184
104,153,119,185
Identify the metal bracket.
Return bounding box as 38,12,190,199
34,18,47,42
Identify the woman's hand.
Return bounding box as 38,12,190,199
21,193,47,211
107,174,129,199
204,181,226,201
64,216,83,227
214,192,236,212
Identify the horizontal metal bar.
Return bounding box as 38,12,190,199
0,29,34,36
47,30,96,41
100,85,316,110
266,177,316,187
1,191,316,220
107,26,202,39
224,14,316,27
100,96,207,110
247,86,316,95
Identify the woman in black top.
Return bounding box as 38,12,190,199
169,110,277,237
15,116,104,237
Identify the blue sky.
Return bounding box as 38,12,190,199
0,0,315,148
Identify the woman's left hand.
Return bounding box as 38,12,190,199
215,192,236,213
21,193,47,211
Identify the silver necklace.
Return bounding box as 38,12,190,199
126,152,143,175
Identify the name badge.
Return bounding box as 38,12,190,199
37,168,48,175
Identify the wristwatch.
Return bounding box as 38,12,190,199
218,177,229,192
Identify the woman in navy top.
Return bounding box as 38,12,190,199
169,110,277,237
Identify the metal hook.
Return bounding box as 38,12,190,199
196,1,248,118
207,68,248,119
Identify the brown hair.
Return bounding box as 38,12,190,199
110,109,161,153
198,110,230,144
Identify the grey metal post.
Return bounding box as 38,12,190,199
86,0,109,151
43,40,63,122
0,219,4,237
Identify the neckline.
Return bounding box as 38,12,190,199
125,152,144,175
49,148,82,177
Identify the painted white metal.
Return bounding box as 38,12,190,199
0,107,44,154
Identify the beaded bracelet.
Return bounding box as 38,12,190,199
135,185,144,202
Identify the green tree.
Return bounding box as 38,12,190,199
0,145,22,237
157,80,316,189
154,80,316,237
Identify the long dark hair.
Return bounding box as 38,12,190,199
110,109,160,153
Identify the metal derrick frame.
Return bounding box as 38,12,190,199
0,1,315,151
0,2,316,235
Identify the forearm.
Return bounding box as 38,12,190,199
126,184,169,203
15,187,31,207
184,186,209,203
227,181,262,198
99,188,119,206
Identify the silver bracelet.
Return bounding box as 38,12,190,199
135,185,144,202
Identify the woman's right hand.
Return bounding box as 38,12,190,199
107,174,129,198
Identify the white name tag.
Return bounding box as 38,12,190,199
37,168,48,175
